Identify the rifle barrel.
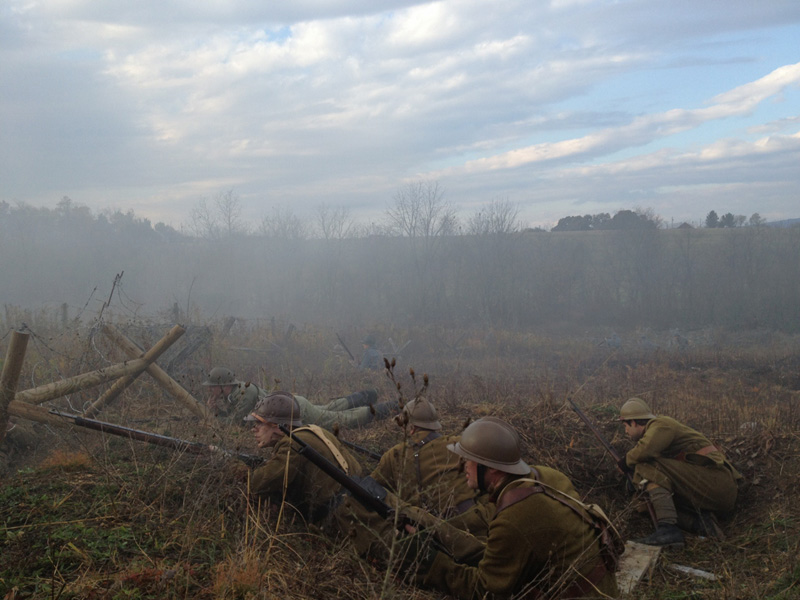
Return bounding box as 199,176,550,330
50,410,263,468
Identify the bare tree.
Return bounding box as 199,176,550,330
258,205,308,240
186,189,246,240
385,180,458,239
314,203,355,240
216,189,246,238
467,198,521,235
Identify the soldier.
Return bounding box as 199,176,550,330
245,392,363,523
412,417,619,599
203,366,397,428
358,334,383,371
619,397,742,546
371,398,492,538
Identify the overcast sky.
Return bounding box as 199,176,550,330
2,0,799,230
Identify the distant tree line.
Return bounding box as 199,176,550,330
2,189,798,333
551,209,660,232
705,210,765,228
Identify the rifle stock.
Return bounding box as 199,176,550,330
50,410,264,468
567,398,659,527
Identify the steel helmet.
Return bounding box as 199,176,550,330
245,392,303,427
202,367,239,387
618,397,656,421
448,417,530,475
362,334,377,347
403,398,442,430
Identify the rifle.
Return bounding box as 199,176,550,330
339,438,383,461
335,332,356,362
566,398,658,527
50,410,264,468
279,423,394,519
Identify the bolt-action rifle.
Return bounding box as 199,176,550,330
567,398,658,527
339,438,382,461
50,410,264,468
278,423,396,519
335,332,355,362
278,423,455,559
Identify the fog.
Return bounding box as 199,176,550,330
1,197,799,335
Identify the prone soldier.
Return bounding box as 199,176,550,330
245,392,363,523
202,366,397,428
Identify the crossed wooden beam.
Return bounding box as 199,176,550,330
1,324,212,440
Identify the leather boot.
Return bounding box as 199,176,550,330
371,400,399,421
635,523,685,548
635,486,685,548
344,389,378,409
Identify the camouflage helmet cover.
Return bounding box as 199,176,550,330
618,397,656,421
447,417,530,475
245,391,303,427
403,398,442,430
202,367,240,387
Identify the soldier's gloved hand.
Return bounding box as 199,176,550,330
394,530,439,576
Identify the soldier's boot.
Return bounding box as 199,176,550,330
370,400,400,422
689,510,725,540
342,389,379,410
634,486,685,548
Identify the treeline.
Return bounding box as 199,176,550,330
1,196,798,332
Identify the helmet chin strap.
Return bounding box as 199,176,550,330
477,463,489,494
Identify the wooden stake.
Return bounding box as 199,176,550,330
83,324,185,418
0,330,30,445
102,324,213,420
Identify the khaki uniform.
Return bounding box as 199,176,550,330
222,384,389,429
626,416,742,515
372,431,478,517
332,488,488,567
422,466,618,600
251,426,363,523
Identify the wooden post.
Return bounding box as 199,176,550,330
16,358,152,405
0,330,30,445
61,303,69,328
7,399,70,428
102,324,213,420
83,324,185,418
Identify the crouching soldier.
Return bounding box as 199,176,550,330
409,417,619,599
619,397,742,546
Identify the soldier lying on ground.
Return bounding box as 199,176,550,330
404,417,620,600
245,392,363,523
618,397,742,547
202,366,398,428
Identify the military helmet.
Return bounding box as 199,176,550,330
618,397,656,421
403,398,442,430
245,391,303,427
202,367,239,387
448,417,530,475
362,334,377,347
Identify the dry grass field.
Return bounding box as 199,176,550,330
1,318,798,599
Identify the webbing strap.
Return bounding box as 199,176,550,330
294,425,350,474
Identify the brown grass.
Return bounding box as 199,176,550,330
1,317,798,599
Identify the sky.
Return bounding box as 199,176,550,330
2,0,799,230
